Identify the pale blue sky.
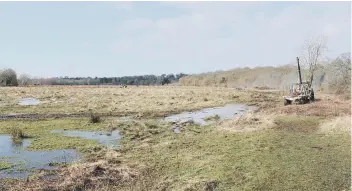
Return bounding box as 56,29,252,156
0,1,350,77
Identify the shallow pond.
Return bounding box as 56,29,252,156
18,98,41,106
165,104,257,125
51,130,122,148
0,135,81,179
165,104,258,133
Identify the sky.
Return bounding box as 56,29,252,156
0,1,351,78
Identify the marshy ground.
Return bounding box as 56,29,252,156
0,86,350,191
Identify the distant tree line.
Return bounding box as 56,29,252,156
0,70,188,86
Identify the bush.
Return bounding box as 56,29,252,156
89,113,101,123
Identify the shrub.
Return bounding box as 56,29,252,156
89,113,101,123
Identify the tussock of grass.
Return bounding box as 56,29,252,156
89,113,101,124
0,162,12,170
56,159,138,190
118,120,170,141
2,149,139,191
204,114,220,121
9,126,25,140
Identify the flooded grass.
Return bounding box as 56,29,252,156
51,129,121,148
0,162,12,170
0,118,107,152
0,135,81,179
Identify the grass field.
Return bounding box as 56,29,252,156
0,86,263,117
0,86,350,191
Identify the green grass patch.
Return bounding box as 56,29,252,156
0,162,12,171
123,119,351,191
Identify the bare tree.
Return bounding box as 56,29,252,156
18,74,32,86
0,68,18,86
300,36,327,85
332,52,351,88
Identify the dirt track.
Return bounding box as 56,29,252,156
0,112,127,120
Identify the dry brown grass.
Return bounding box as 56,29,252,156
269,93,351,117
0,86,252,117
217,92,350,133
2,149,140,191
318,116,351,135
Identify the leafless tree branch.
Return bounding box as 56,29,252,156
18,74,32,86
300,36,327,85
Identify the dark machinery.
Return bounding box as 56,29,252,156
283,57,315,105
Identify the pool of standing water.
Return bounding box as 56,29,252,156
51,130,122,148
165,104,258,133
18,98,41,106
0,135,81,179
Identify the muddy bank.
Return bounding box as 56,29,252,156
0,113,128,120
